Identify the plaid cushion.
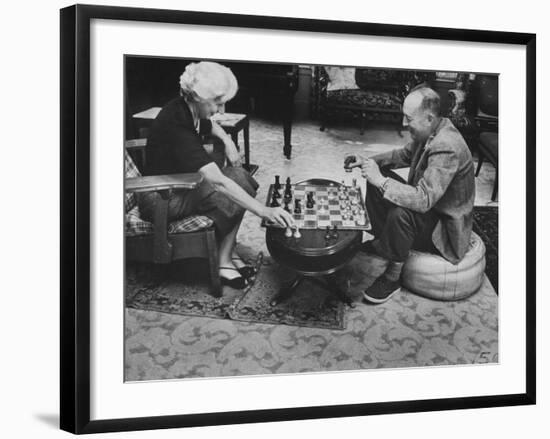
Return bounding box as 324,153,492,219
168,215,213,234
125,205,153,236
124,150,212,237
126,208,212,237
125,150,141,213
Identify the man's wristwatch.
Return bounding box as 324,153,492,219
380,177,391,193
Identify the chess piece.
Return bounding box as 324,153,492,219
306,192,314,209
285,186,292,198
274,175,281,190
357,210,366,226
283,201,291,213
344,155,356,171
284,180,292,200
285,227,293,238
270,195,280,207
294,199,302,214
293,227,301,239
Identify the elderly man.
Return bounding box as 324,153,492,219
346,87,475,304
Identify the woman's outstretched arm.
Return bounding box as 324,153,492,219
199,162,294,228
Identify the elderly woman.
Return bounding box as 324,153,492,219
139,61,293,289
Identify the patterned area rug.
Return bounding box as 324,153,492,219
126,262,244,320
473,206,498,293
126,253,346,330
229,258,345,330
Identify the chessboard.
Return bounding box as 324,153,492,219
261,177,371,231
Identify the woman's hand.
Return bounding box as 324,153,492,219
225,142,243,167
211,120,243,167
210,120,227,139
260,206,295,228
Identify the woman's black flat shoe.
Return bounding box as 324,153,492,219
236,266,256,279
219,267,248,289
232,257,257,279
220,276,248,289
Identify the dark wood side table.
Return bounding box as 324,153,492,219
212,113,249,162
211,113,256,175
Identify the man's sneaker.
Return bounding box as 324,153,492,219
363,275,401,304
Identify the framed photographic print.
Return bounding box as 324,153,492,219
60,4,536,434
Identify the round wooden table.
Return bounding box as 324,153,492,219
265,179,365,308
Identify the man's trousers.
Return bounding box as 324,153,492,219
365,171,440,262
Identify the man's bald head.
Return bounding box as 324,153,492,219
402,87,441,142
404,87,441,118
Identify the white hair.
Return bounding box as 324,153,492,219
179,62,238,103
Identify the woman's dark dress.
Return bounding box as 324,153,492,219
138,96,258,237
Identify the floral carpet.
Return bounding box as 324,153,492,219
125,118,498,381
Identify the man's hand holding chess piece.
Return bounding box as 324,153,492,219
344,154,388,189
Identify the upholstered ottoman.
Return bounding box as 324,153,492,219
401,232,486,301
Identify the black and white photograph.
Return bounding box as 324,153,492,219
124,56,499,380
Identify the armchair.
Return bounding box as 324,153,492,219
125,143,222,297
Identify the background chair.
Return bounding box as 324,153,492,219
473,74,499,131
125,142,222,297
314,66,435,135
447,73,479,152
472,74,499,201
476,132,498,201
446,73,498,201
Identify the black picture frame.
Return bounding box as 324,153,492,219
60,4,536,434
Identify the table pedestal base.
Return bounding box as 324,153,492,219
270,273,355,308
